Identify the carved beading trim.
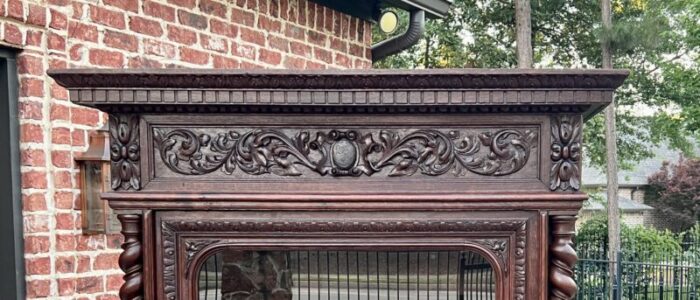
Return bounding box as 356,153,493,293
153,127,537,178
550,216,578,299
161,222,177,300
110,115,141,191
98,104,592,115
117,214,143,300
161,219,528,233
160,219,528,300
549,115,582,191
514,222,527,300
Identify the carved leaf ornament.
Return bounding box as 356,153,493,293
154,128,537,178
550,116,582,191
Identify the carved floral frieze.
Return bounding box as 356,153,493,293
153,127,538,178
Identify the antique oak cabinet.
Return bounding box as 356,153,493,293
50,69,628,300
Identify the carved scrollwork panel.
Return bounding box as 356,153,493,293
153,127,538,178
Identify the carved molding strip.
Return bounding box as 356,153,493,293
154,128,537,178
99,103,592,115
514,222,527,300
549,115,582,191
71,88,613,109
160,219,528,300
161,219,529,233
161,222,177,300
109,115,141,191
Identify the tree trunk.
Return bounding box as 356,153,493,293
424,36,431,68
601,0,620,297
515,0,533,68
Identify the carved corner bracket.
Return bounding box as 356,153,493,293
549,115,582,191
110,114,141,190
183,239,220,278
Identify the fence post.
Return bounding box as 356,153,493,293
458,253,465,300
673,257,680,300
612,251,623,300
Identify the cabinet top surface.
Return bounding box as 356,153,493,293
49,68,628,118
49,68,629,89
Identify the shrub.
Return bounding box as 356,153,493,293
576,215,682,261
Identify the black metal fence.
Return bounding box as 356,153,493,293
576,234,700,299
577,252,700,300
198,250,495,300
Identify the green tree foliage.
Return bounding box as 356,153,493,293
647,158,700,231
576,215,682,260
372,0,700,169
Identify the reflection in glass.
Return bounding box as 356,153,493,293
197,251,495,300
83,161,104,229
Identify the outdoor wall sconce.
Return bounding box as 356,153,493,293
379,10,399,34
75,126,119,234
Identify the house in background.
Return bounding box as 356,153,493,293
576,192,654,229
578,143,691,230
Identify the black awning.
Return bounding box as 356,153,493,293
309,0,451,21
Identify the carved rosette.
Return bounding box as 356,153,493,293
154,127,537,178
110,115,141,190
549,115,582,191
550,216,578,299
117,214,143,300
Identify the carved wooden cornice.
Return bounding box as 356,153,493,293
49,69,628,119
49,68,629,89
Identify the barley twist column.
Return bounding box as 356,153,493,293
118,214,143,300
550,215,577,299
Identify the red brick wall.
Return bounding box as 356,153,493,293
1,0,371,298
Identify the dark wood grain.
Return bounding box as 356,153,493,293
117,214,143,300
549,215,578,299
47,69,629,300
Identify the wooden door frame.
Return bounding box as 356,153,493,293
0,47,25,300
